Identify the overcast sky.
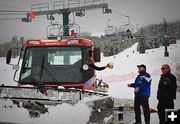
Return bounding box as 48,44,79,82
0,0,180,43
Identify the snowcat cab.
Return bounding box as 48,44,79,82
6,38,101,91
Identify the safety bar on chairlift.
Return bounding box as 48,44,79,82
31,3,49,11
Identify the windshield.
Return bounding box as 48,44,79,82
19,47,82,84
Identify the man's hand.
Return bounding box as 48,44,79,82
106,63,113,69
105,64,109,68
127,84,131,87
134,87,139,93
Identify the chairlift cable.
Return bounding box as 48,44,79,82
0,4,29,11
0,10,30,13
0,13,26,15
112,9,146,25
86,13,108,20
0,18,22,21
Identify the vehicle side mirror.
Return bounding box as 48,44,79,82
94,47,101,62
6,49,12,64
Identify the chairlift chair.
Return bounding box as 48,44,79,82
105,26,118,36
64,23,81,37
46,23,63,40
105,19,117,36
119,24,134,39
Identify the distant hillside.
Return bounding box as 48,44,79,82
135,21,180,53
88,35,136,57
89,21,180,56
0,35,136,57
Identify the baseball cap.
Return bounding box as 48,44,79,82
137,64,146,69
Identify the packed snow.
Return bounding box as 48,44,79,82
0,99,91,124
0,40,180,124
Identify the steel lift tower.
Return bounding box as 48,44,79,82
23,0,111,37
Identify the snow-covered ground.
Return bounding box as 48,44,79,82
95,40,180,123
0,99,91,124
0,40,180,124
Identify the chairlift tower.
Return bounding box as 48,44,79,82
24,0,111,37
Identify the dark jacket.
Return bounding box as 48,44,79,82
130,71,152,97
157,72,177,100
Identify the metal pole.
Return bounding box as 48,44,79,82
163,17,169,57
62,10,70,36
164,35,169,57
127,16,130,24
108,19,110,26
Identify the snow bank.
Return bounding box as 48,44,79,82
37,102,91,124
0,99,91,124
0,99,33,123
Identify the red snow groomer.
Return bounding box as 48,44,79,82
2,36,109,101
15,38,100,91
0,36,113,123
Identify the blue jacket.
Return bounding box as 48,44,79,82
131,71,152,97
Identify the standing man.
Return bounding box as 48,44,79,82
127,64,152,124
157,64,177,124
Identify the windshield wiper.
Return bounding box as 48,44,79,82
35,55,60,94
40,55,59,84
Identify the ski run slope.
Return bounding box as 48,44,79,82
0,40,180,124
